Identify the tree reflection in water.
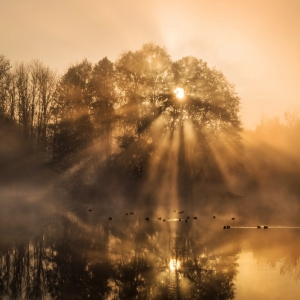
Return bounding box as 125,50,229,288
249,229,300,283
0,213,238,299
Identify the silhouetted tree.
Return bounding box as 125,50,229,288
111,45,242,185
0,55,11,118
173,56,242,197
88,57,116,167
13,62,33,136
0,59,58,160
32,60,58,154
113,43,174,177
52,59,93,168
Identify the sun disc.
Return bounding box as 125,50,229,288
174,87,184,99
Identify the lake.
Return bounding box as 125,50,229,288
1,207,300,299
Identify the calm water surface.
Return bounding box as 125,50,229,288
1,207,300,299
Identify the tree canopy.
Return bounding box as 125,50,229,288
0,44,243,205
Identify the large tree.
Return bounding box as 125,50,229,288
88,57,116,167
113,43,174,177
94,44,242,208
52,59,93,168
111,45,241,185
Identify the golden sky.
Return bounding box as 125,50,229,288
1,0,299,129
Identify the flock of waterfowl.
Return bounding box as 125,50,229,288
87,209,270,229
87,209,198,223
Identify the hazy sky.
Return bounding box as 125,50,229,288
1,0,299,129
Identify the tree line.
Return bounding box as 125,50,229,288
0,44,242,189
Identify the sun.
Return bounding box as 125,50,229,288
174,87,184,99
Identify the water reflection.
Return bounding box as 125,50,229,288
1,210,300,299
169,259,180,271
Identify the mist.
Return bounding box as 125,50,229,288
0,118,68,247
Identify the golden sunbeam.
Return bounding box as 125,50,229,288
139,121,181,215
206,133,243,191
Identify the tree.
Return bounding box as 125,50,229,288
173,56,241,136
0,55,11,118
0,60,58,158
52,59,93,168
112,45,242,197
13,62,34,136
114,43,174,177
88,57,116,167
33,61,58,153
172,56,242,188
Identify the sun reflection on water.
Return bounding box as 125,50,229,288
169,258,181,271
